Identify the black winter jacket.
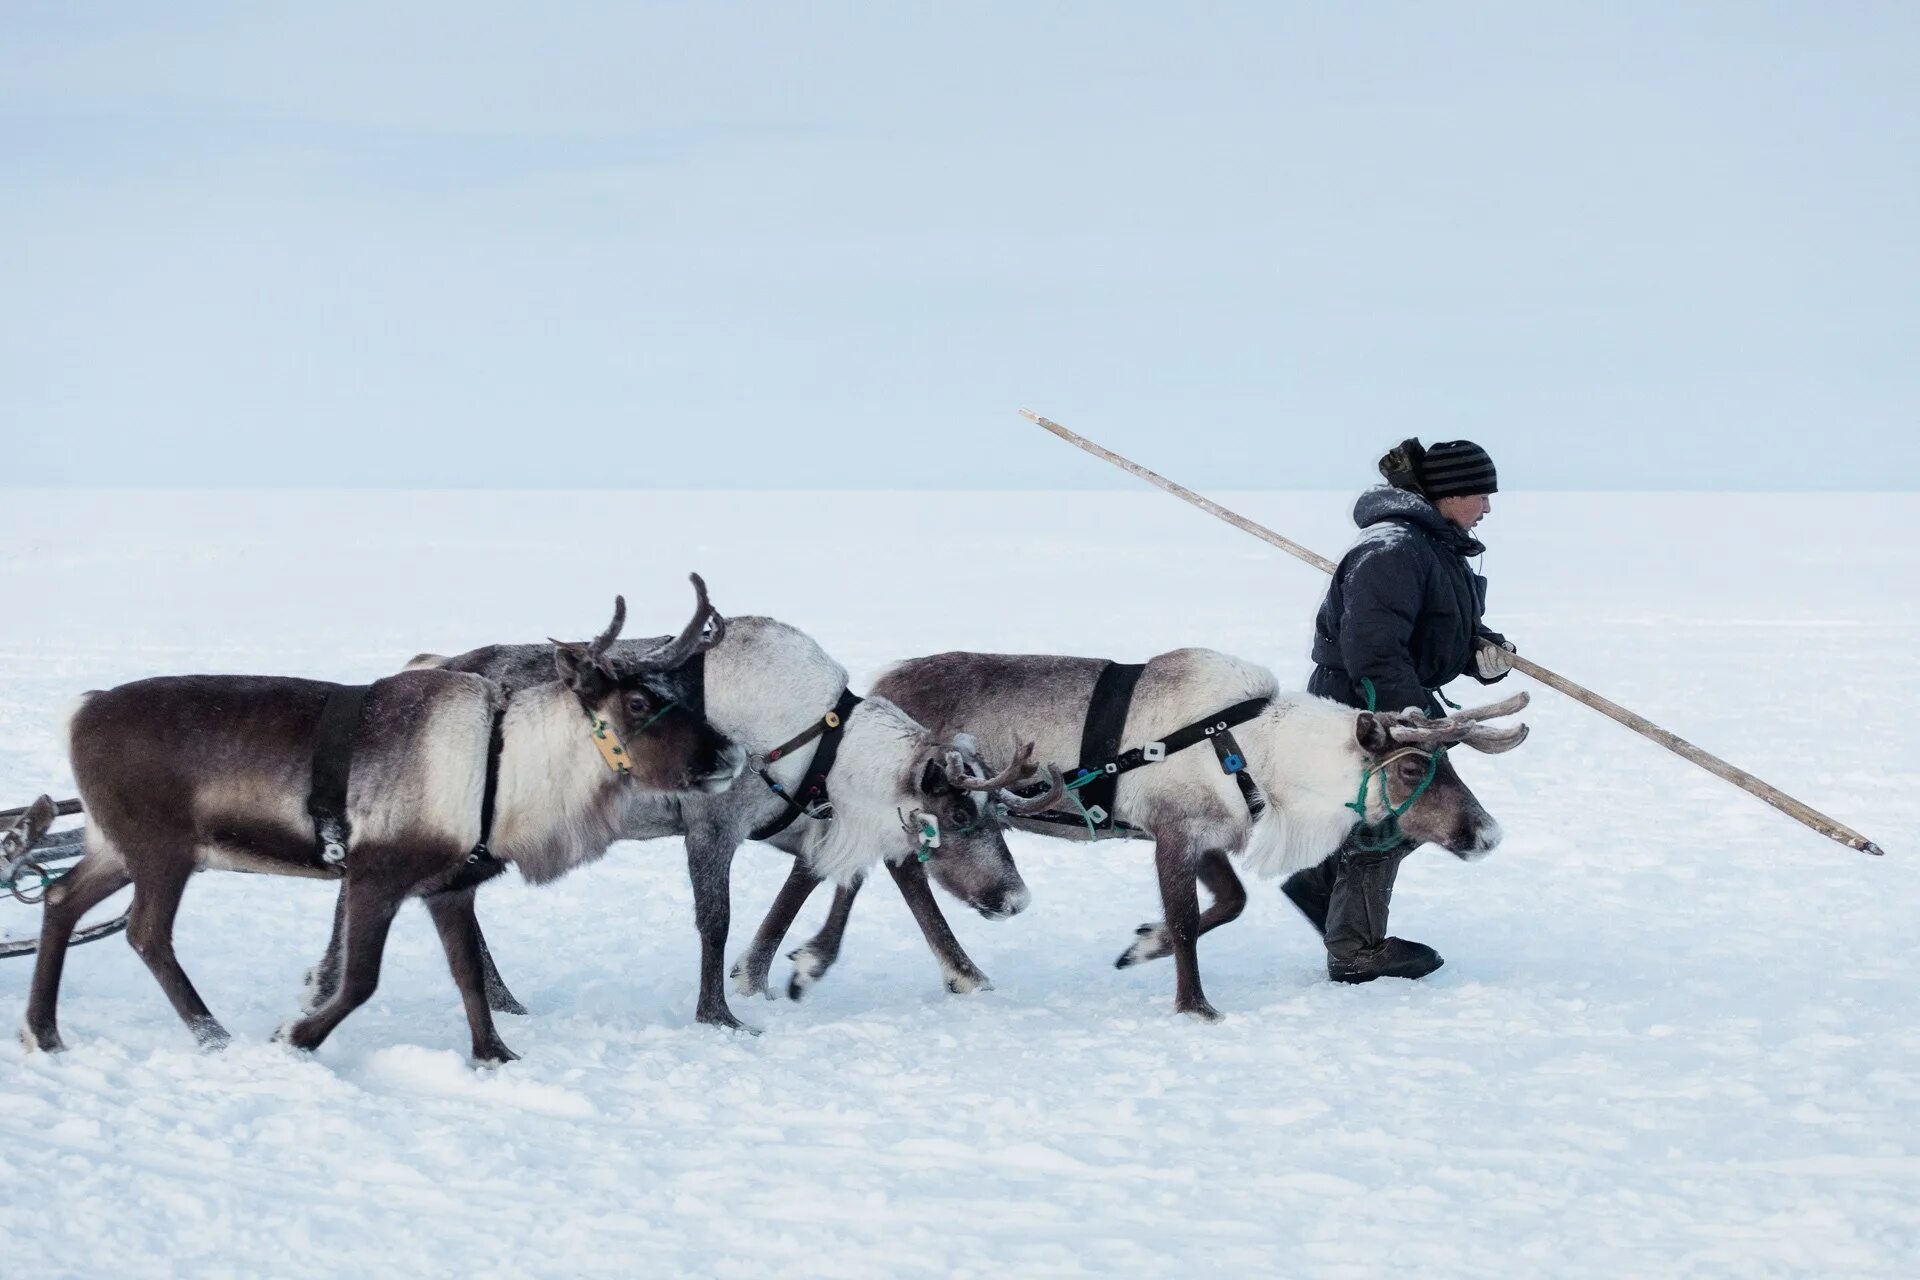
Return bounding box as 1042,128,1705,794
1308,487,1508,717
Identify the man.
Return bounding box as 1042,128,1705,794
1283,438,1516,983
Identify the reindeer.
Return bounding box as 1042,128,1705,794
312,615,1063,1033
23,580,738,1063
734,649,1530,1020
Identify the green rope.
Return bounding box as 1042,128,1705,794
1344,747,1445,852
634,700,680,735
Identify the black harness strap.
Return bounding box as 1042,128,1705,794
1018,694,1272,833
310,685,509,871
1210,724,1267,820
681,651,707,722
1110,696,1270,780
750,688,864,842
469,698,508,863
308,684,370,866
1071,662,1146,826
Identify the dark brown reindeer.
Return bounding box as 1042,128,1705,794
733,649,1531,1020
23,579,738,1063
311,615,1062,1032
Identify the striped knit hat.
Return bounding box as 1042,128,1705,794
1378,438,1498,499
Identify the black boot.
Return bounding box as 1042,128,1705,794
1323,843,1443,984
1281,855,1338,936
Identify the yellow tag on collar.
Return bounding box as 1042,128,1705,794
590,716,632,775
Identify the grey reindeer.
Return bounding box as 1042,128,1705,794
732,649,1531,1020
23,579,739,1063
309,615,1064,1033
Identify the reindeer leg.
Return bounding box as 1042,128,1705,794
301,885,349,1014
305,882,526,1018
1152,834,1220,1022
124,855,229,1049
732,857,821,999
475,927,527,1016
787,873,862,1000
685,829,757,1033
424,888,517,1065
277,874,403,1053
884,859,993,996
22,854,131,1052
1117,850,1246,969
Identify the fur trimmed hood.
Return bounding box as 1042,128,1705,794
1353,486,1485,558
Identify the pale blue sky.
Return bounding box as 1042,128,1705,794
3,3,1914,489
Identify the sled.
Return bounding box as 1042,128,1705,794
1,796,127,958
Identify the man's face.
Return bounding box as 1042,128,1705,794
1435,493,1492,530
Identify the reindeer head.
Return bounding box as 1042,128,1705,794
1351,692,1530,859
897,735,1063,919
551,574,745,794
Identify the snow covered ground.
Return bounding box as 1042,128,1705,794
1,488,1914,1279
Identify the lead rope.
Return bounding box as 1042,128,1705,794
1062,769,1111,840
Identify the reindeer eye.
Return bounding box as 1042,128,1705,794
626,693,652,717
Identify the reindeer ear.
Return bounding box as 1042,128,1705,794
1355,712,1394,756
552,642,611,695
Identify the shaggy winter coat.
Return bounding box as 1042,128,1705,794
1309,486,1509,716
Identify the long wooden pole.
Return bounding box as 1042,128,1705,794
1021,408,1885,858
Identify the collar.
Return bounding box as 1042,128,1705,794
573,691,636,776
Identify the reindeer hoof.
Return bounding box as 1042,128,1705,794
272,1020,323,1054
472,1040,520,1067
190,1018,232,1051
1115,924,1171,969
944,971,993,995
21,1024,65,1054
729,958,773,1000
1178,1001,1225,1024
697,1007,762,1036
785,945,832,1000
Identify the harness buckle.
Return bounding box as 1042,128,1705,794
318,818,348,866
1221,753,1245,774
1103,762,1118,776
1083,804,1109,826
823,711,841,730
1142,741,1166,762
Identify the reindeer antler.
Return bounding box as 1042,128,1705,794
943,740,1039,793
1446,691,1530,723
1000,763,1068,816
634,573,727,672
589,596,627,656
940,741,1069,818
1386,691,1532,754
